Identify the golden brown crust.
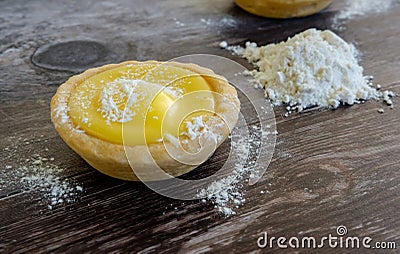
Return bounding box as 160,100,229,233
235,0,333,19
51,60,240,181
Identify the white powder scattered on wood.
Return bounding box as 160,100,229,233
197,124,272,216
333,0,398,27
19,160,83,210
201,17,238,28
1,138,83,210
225,29,395,114
17,156,83,210
172,18,185,27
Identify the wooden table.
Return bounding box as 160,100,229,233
1,0,399,253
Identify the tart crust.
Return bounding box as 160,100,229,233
51,61,240,181
235,0,333,19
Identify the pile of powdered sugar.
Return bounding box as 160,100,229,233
222,28,394,115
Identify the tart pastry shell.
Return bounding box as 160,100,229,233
51,61,240,181
235,0,333,19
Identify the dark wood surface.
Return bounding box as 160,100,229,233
1,0,399,253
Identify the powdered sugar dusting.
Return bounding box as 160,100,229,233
20,162,83,210
99,79,144,124
1,137,83,211
200,16,238,28
198,124,273,216
54,101,70,125
333,0,399,28
99,78,183,124
182,116,207,140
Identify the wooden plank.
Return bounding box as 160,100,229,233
1,0,399,253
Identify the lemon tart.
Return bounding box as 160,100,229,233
51,61,240,181
235,0,333,19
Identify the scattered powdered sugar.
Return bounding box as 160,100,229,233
172,17,185,27
163,86,184,98
99,78,182,124
224,29,395,115
99,79,145,124
197,124,272,216
200,16,238,28
182,116,207,140
20,162,83,210
1,137,83,211
333,0,398,28
54,103,70,125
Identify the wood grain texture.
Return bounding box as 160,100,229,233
1,0,399,253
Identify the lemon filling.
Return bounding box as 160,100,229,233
67,63,215,146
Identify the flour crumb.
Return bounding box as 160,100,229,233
219,41,228,49
383,90,395,106
225,28,395,114
173,18,185,27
